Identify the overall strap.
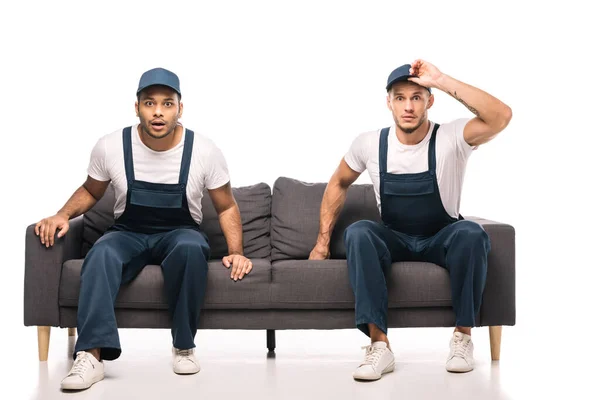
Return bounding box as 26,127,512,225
378,127,390,175
178,129,195,186
122,126,135,182
427,123,440,175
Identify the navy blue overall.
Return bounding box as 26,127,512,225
74,127,210,360
344,124,491,337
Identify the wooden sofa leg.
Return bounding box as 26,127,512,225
489,326,502,361
68,328,76,337
38,326,51,362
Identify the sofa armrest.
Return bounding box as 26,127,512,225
465,216,516,326
24,215,84,327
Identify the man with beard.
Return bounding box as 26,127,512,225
34,68,252,390
309,60,512,380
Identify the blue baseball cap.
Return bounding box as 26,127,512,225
137,67,181,96
386,64,431,93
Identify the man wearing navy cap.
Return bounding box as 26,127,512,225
309,59,512,380
35,67,252,390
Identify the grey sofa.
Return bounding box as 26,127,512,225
24,177,515,361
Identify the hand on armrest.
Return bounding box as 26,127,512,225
24,216,84,327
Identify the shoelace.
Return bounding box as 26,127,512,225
360,345,386,366
175,348,195,362
68,353,92,377
451,336,470,358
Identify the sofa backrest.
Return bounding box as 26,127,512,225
81,182,272,260
270,177,381,261
81,177,381,261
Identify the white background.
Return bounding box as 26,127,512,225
1,0,599,397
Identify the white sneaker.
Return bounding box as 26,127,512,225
172,347,200,374
352,341,395,381
446,331,475,372
60,351,104,390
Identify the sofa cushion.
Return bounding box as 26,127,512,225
59,258,272,309
199,182,272,260
269,260,453,309
270,177,381,261
81,182,272,260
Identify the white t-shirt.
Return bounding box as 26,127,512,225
87,124,230,225
344,119,475,218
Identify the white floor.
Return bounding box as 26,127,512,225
7,323,597,400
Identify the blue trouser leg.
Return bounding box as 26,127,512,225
149,229,210,350
344,220,412,337
421,220,491,327
74,231,150,360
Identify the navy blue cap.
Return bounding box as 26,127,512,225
386,64,431,93
137,67,181,96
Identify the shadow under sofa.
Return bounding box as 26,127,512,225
24,176,515,361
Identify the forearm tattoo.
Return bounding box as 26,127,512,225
448,90,480,116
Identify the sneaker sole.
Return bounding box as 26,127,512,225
174,370,200,375
61,373,105,390
446,365,474,373
353,362,395,381
173,367,200,375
